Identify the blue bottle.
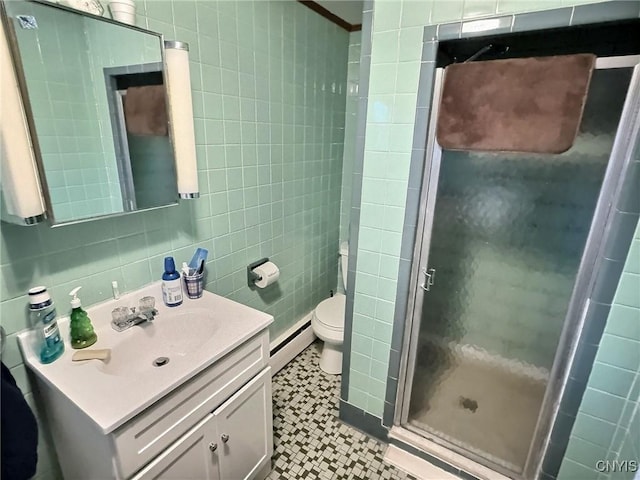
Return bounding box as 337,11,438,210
161,257,183,307
28,286,64,364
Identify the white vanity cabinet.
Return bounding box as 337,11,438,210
18,284,275,480
32,329,273,480
133,367,273,480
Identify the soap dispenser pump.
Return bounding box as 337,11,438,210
69,287,97,349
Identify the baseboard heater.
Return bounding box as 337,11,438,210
269,315,316,375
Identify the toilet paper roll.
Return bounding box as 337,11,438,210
253,261,280,289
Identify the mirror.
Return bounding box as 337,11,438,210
3,0,178,225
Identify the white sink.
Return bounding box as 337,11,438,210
18,282,273,433
96,309,219,377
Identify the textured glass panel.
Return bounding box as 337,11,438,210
408,69,633,473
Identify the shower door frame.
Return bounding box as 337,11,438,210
395,55,640,480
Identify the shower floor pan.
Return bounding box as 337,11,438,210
408,353,547,472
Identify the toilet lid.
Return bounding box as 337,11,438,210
315,294,345,330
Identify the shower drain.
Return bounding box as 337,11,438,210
153,357,170,367
459,396,478,413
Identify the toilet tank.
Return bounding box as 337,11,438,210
340,242,349,290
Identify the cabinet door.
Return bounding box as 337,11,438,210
214,367,273,480
132,413,221,480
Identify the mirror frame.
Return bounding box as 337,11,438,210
1,0,179,227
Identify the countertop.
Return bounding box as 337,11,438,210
17,282,273,434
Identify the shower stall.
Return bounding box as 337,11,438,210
395,55,640,479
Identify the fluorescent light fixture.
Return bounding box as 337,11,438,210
164,40,199,199
0,17,46,225
461,17,509,34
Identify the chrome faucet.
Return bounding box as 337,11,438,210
111,297,158,332
130,308,157,326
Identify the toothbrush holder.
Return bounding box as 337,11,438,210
183,272,204,299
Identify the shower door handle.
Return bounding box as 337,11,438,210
421,267,436,291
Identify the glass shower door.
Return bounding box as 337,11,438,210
403,66,633,475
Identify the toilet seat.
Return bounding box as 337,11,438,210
313,294,345,331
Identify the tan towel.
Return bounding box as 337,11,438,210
123,85,168,137
436,54,596,154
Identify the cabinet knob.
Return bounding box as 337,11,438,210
221,433,229,443
209,442,218,452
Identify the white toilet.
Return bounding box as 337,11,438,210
312,242,349,374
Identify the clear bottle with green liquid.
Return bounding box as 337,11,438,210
28,286,65,364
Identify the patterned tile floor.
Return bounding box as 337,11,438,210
266,342,417,480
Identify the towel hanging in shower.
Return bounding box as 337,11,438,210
436,53,595,154
123,85,169,137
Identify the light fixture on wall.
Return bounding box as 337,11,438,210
0,16,46,225
164,40,199,199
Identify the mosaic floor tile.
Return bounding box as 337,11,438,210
267,342,416,480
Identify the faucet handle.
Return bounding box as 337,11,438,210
139,296,156,312
111,306,132,331
112,306,130,323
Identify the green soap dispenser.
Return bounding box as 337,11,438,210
69,287,97,349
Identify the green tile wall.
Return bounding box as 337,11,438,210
340,31,361,245
7,2,124,222
348,0,610,418
83,18,164,213
338,31,361,291
0,2,348,478
558,220,640,480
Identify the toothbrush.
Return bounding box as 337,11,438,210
182,262,191,276
196,258,205,275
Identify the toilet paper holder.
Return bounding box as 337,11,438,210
247,257,269,287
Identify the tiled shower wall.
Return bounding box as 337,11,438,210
558,220,640,479
0,2,348,478
346,0,613,418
